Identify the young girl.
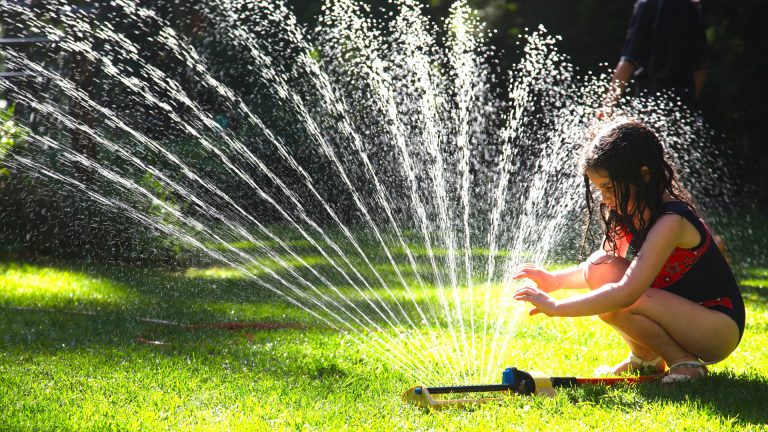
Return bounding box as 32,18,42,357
513,119,745,382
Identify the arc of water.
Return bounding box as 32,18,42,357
2,1,722,385
491,166,583,383
42,5,426,344
483,41,589,381
0,45,439,378
212,0,468,378
479,40,541,377
316,0,458,377
4,2,450,378
488,164,583,382
387,0,471,382
481,31,580,381
261,1,437,328
8,124,438,381
209,0,442,357
446,0,488,378
117,0,429,346
318,0,471,381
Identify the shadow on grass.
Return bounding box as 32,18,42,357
0,257,459,357
568,371,768,428
0,305,408,401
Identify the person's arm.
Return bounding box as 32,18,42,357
599,0,652,113
602,59,636,108
552,265,591,290
514,215,684,316
693,68,706,100
513,232,631,293
553,215,682,316
512,264,588,293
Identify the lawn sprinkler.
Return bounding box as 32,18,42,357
402,367,661,410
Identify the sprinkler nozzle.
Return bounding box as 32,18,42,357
501,367,517,386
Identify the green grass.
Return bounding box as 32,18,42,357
1,257,767,431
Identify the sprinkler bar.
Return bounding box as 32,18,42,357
403,367,663,410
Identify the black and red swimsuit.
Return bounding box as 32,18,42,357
625,201,745,340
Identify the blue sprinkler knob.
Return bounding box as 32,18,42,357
415,387,423,395
501,367,516,386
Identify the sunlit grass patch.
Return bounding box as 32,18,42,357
738,267,768,289
203,237,316,253
200,301,316,324
0,262,134,308
183,255,330,281
183,266,246,280
210,240,260,250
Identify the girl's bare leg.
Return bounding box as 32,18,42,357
583,252,739,375
584,253,665,373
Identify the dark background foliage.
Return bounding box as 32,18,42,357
1,0,765,264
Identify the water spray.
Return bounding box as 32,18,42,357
402,367,661,409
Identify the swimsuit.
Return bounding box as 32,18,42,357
625,201,746,340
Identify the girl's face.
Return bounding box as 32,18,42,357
586,168,620,211
586,166,651,217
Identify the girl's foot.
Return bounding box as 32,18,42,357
661,361,708,383
594,353,666,376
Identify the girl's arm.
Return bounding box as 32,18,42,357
555,215,683,316
515,215,684,317
514,233,630,294
551,265,590,290
513,263,588,293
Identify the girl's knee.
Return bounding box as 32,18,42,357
598,311,618,324
598,305,632,324
598,302,644,329
604,290,654,319
583,252,630,289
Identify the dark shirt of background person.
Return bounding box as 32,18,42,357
608,0,707,107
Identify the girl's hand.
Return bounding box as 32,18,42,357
513,286,559,316
512,264,560,293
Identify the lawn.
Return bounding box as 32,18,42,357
1,254,767,431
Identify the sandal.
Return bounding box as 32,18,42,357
594,352,666,376
661,360,709,383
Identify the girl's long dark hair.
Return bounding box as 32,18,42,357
580,119,693,257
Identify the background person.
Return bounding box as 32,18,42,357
604,0,708,108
